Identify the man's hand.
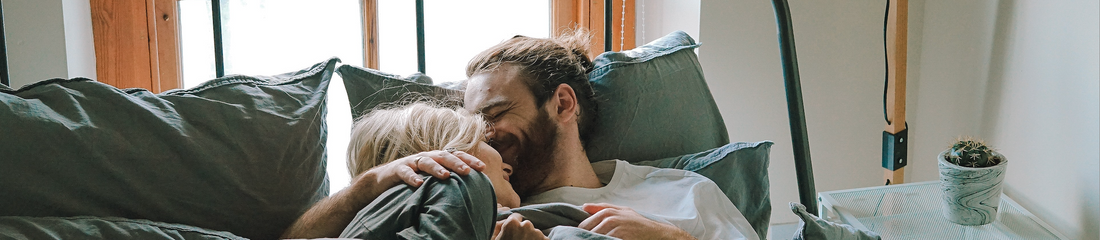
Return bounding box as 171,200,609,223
372,150,487,188
578,203,696,240
493,213,549,240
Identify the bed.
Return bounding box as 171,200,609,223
0,1,818,239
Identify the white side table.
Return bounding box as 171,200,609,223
817,181,1067,239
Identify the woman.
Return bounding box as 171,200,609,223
283,102,609,240
339,102,545,240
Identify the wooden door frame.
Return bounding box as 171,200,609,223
90,0,181,93
552,0,636,60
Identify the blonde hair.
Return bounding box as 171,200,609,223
346,102,488,177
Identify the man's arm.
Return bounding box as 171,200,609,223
577,203,696,240
281,150,486,239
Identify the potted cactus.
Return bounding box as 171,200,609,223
938,137,1008,225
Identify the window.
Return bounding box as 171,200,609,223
93,0,633,193
178,0,364,87
379,0,550,83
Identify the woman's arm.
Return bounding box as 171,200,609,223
281,151,485,239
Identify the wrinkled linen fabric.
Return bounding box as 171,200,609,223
0,58,339,240
524,160,760,240
0,216,246,240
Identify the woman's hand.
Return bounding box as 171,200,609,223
493,213,548,240
369,150,487,188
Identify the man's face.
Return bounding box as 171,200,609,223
464,64,558,197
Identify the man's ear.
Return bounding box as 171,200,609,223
548,83,578,123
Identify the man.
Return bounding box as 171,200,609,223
459,31,757,240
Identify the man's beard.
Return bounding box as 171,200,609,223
507,109,559,198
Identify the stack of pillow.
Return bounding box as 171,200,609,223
0,31,773,239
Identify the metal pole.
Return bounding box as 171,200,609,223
212,0,225,77
771,0,818,216
415,0,425,74
0,0,8,86
604,0,612,52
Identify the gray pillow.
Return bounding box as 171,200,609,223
0,58,339,240
586,31,729,163
0,216,246,240
337,65,461,119
634,141,773,239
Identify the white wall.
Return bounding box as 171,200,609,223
3,0,95,89
898,0,1099,238
635,0,699,46
60,0,96,79
979,1,1099,238
906,0,1014,186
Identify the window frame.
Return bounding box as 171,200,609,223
552,0,636,60
90,0,635,92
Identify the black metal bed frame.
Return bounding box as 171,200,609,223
1,0,9,86
770,0,818,215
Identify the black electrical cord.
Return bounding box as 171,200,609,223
883,0,892,125
882,0,909,130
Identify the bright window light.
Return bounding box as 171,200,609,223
178,0,549,194
380,0,549,83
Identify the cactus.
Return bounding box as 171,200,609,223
943,137,1004,168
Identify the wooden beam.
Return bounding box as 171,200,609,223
884,0,908,184
91,0,181,93
361,0,379,69
92,0,154,90
588,0,604,59
152,0,181,91
144,0,161,91
551,0,576,35
609,0,635,51
885,168,905,185
576,0,590,34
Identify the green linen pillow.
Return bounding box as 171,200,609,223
0,58,339,240
0,216,246,240
337,65,461,119
634,141,774,239
585,31,729,163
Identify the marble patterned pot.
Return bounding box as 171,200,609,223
938,149,1008,226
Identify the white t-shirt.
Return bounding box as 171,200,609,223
523,160,759,240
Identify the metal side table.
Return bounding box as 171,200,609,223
818,181,1068,239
